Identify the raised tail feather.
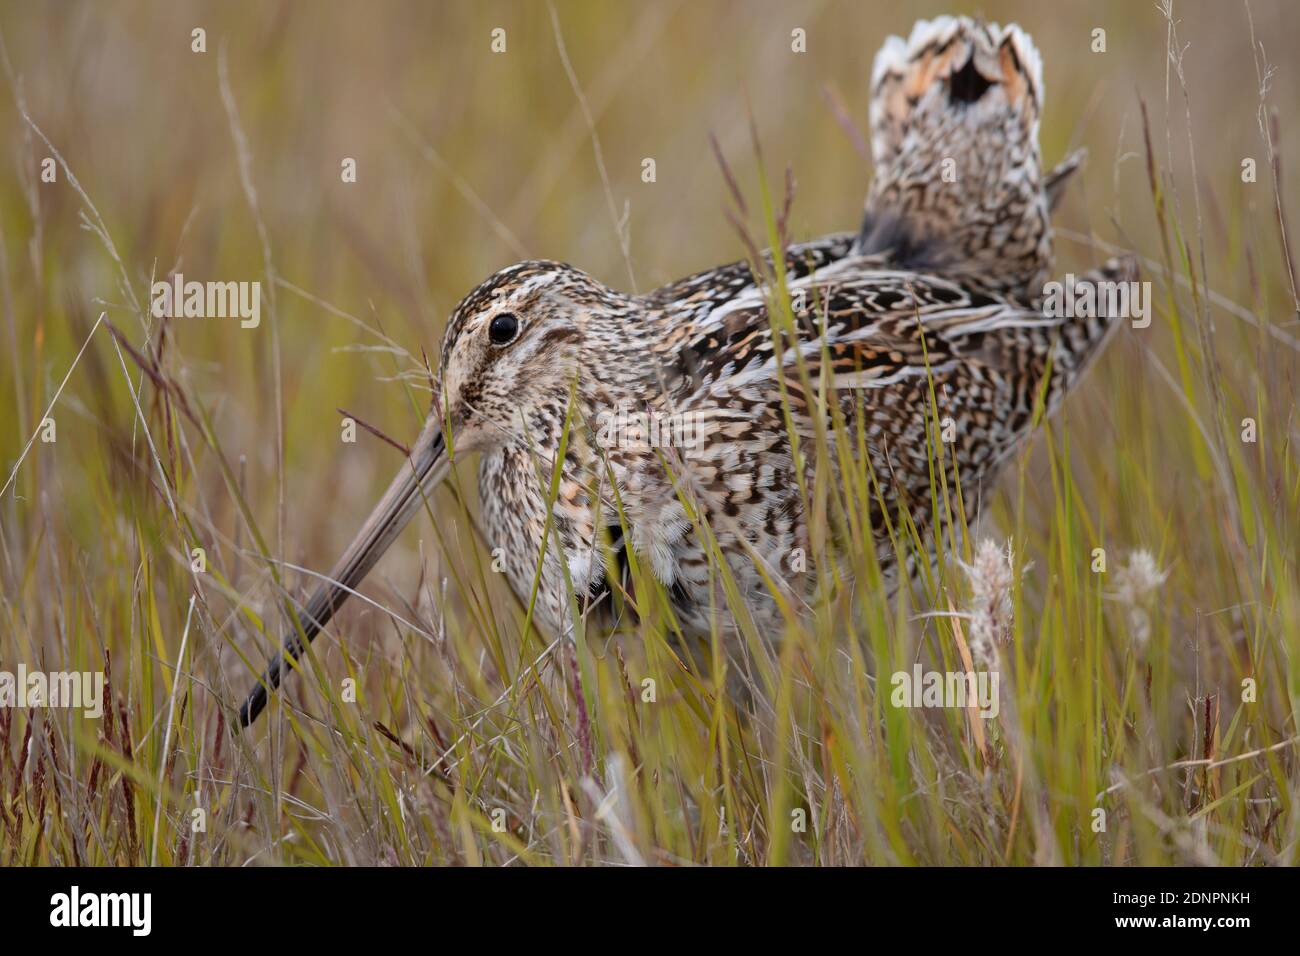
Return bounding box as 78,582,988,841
858,17,1060,299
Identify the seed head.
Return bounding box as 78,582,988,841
1110,549,1168,650
962,537,1018,667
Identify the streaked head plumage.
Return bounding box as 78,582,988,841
435,260,628,454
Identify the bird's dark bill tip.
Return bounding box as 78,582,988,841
238,686,267,728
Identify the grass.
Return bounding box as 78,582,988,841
0,0,1297,866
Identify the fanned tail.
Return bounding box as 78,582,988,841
859,17,1067,300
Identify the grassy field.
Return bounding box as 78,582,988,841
0,0,1297,866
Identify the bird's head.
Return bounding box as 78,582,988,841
238,258,637,724
434,259,611,456
384,259,630,536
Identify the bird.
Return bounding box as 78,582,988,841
239,16,1134,727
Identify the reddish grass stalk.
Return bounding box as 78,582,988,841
0,703,12,782
13,717,32,799
336,406,412,457
116,700,138,861
212,706,225,772
29,744,46,862
567,645,593,777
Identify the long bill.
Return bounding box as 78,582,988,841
238,420,450,728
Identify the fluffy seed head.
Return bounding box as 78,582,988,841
1110,549,1168,650
962,537,1018,667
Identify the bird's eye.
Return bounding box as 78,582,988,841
488,312,520,346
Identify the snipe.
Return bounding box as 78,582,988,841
240,16,1133,726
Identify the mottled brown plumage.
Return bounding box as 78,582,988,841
240,16,1133,727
